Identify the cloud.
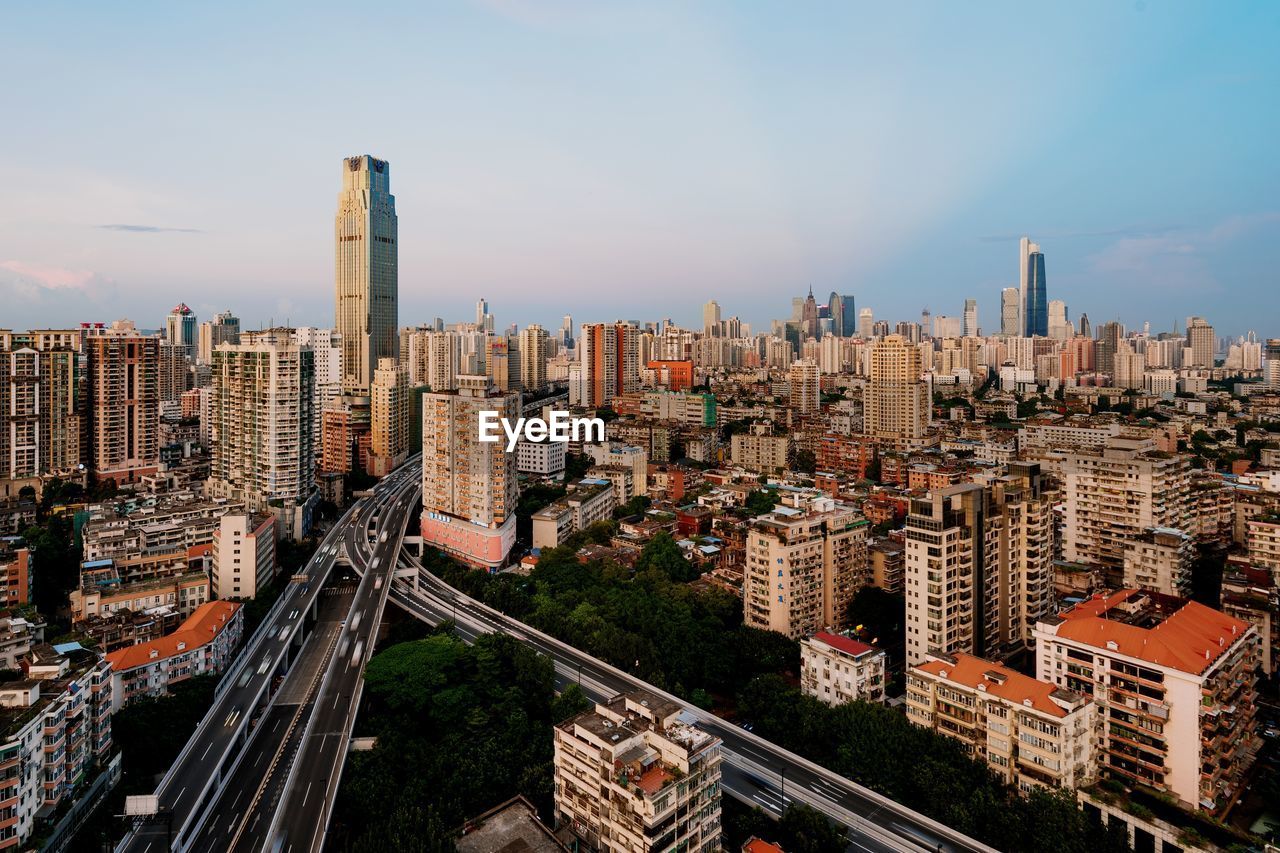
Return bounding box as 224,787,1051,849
98,223,202,233
0,260,98,290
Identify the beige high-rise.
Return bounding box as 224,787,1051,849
369,356,408,473
0,329,83,497
865,335,929,441
335,155,398,395
86,321,159,485
517,324,549,393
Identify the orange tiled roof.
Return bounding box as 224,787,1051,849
914,652,1072,718
632,764,672,795
1056,590,1250,675
743,839,786,853
105,600,241,672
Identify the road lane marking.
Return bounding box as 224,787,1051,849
200,741,213,760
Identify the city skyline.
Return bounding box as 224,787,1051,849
2,3,1277,336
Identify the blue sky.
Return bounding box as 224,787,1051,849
1,1,1277,338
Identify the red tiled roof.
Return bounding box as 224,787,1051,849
1056,590,1251,675
106,601,241,672
914,652,1072,718
743,839,786,853
811,631,877,658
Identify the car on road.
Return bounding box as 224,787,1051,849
224,707,242,728
258,654,272,675
351,640,365,666
351,612,362,632
237,670,253,688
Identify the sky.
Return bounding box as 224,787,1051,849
1,1,1278,339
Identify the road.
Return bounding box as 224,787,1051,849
262,466,421,853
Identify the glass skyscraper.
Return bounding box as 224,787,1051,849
1020,237,1048,338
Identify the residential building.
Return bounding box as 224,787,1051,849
420,375,520,570
645,359,694,393
335,154,398,394
196,310,240,364
904,463,1054,666
71,561,209,622
1123,527,1194,597
164,303,197,357
1000,288,1020,337
105,601,242,711
1185,317,1214,369
207,331,316,540
1035,590,1259,812
1061,438,1191,577
743,492,869,639
211,514,276,600
553,691,721,853
800,632,887,705
369,356,408,475
0,329,84,498
584,442,647,497
86,320,160,485
0,645,113,848
0,538,29,608
575,322,640,407
865,335,929,442
515,438,566,478
787,359,819,415
730,426,789,474
905,652,1096,792
518,324,550,393
532,479,616,549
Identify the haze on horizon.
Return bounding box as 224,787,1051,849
1,1,1277,337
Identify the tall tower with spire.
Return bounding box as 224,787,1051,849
801,286,819,339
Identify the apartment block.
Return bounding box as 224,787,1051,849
730,426,789,474
800,632,887,705
554,691,721,853
105,600,243,711
86,321,159,485
208,331,317,540
532,479,616,550
1035,590,1259,812
0,329,84,499
0,645,112,848
574,323,640,408
865,334,929,442
585,443,648,498
1245,514,1280,577
0,540,30,609
1123,527,1194,597
904,463,1054,667
70,560,209,623
420,375,519,570
743,491,869,639
1061,438,1191,577
369,356,409,476
905,652,1096,792
211,514,277,599
515,437,566,478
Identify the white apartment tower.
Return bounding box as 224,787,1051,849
904,464,1054,667
335,155,397,395
208,331,316,540
787,358,820,415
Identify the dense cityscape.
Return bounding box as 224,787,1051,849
0,149,1275,853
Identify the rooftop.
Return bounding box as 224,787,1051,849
810,632,879,659
1050,589,1252,675
106,600,241,671
915,652,1085,718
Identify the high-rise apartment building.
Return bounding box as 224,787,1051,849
369,356,408,475
906,652,1097,792
743,492,868,639
1060,437,1191,576
1266,339,1280,389
210,514,276,599
165,303,197,357
197,310,240,364
157,341,191,405
292,327,342,458
1019,237,1048,337
420,375,519,571
86,320,159,485
1095,321,1124,376
335,155,397,394
517,324,550,393
903,464,1054,666
1036,590,1259,812
1186,316,1215,369
0,329,84,498
787,359,819,416
1000,287,1021,337
1047,300,1070,340
702,300,721,334
1123,526,1193,596
207,331,316,540
864,335,929,442
576,322,639,408
553,691,722,853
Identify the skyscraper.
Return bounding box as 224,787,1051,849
1047,300,1070,340
827,293,843,336
577,322,640,408
0,329,83,496
840,294,856,339
335,155,398,395
518,324,550,393
165,303,197,357
420,375,519,571
1095,321,1124,376
702,300,721,334
858,308,874,339
1019,237,1048,337
1266,339,1280,389
962,298,978,337
801,287,819,339
197,310,240,364
1000,287,1021,337
788,359,820,415
1186,316,1215,368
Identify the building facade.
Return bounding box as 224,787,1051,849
800,632,887,705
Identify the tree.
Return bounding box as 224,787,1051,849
744,488,779,516
635,531,698,582
779,804,849,853
793,449,817,474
